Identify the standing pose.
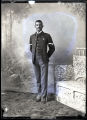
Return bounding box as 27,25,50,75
29,20,55,103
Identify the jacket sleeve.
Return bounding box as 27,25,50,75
47,34,55,58
29,36,32,52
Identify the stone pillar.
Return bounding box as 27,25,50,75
73,48,86,83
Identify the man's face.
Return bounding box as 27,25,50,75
35,22,43,32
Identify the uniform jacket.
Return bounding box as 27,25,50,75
29,31,55,64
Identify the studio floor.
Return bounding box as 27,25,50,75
1,91,85,119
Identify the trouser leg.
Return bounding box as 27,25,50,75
40,63,48,98
33,63,41,95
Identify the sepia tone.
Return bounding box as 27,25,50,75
1,3,86,118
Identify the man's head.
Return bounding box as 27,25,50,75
35,20,43,33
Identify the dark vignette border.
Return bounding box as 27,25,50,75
1,0,87,3
1,0,87,120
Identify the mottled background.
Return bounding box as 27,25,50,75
1,3,86,93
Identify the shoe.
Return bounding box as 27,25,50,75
41,97,47,104
36,95,41,102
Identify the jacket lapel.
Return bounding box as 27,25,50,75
33,31,44,48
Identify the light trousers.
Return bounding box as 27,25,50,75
33,54,48,98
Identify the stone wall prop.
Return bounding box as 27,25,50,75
56,81,86,113
73,55,86,82
55,65,74,82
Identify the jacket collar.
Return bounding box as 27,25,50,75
36,30,43,34
35,31,44,36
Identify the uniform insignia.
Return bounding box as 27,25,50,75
43,38,45,40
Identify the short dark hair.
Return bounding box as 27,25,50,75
35,20,43,26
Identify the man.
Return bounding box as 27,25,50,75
29,20,55,103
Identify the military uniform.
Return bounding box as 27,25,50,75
29,31,55,99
